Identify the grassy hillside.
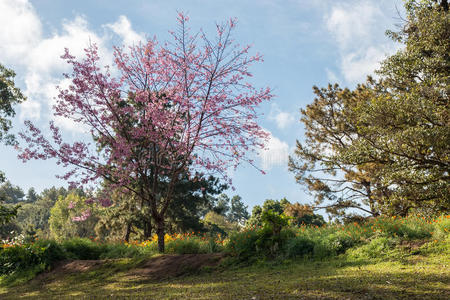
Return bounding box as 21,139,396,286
0,242,448,299
1,215,449,299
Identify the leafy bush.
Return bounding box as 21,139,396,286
0,240,64,275
100,243,145,259
61,238,104,260
432,215,450,240
368,216,433,240
285,235,315,258
166,237,203,254
226,229,259,261
325,232,358,255
348,237,396,259
255,210,292,258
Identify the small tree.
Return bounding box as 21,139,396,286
49,192,97,241
0,63,26,225
283,203,325,227
228,195,250,225
18,14,272,252
246,198,290,227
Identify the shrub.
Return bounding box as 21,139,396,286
348,237,396,259
100,243,144,259
0,240,65,275
432,215,450,240
255,210,291,258
369,216,433,240
226,229,259,261
61,238,104,260
166,238,203,254
199,237,224,254
285,235,315,258
326,232,357,255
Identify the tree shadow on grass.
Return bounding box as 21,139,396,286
2,255,449,299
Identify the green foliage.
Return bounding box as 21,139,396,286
166,238,203,254
228,195,250,225
0,64,26,227
0,214,447,289
95,175,229,243
8,186,69,239
0,203,20,227
228,210,293,260
229,214,449,262
61,238,103,260
226,228,260,261
432,216,450,240
0,181,23,228
289,0,450,218
203,211,238,235
285,235,315,258
246,198,290,227
0,63,26,145
0,240,64,275
166,175,228,235
0,181,24,204
348,237,396,259
49,192,97,241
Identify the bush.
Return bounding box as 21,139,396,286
348,237,396,259
226,229,259,260
166,238,203,254
100,243,144,259
61,238,104,260
326,232,357,255
255,210,291,258
0,240,65,275
432,215,450,241
285,235,315,258
369,216,433,240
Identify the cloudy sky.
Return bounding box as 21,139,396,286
0,0,404,210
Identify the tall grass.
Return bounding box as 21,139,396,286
1,214,448,284
226,214,450,261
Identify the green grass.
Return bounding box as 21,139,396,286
1,215,448,298
1,240,448,299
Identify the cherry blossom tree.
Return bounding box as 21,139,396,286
18,14,272,252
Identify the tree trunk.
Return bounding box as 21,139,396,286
156,220,165,253
124,223,131,242
143,217,152,240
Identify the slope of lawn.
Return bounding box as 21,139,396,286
1,215,449,299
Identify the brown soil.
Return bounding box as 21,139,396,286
129,253,226,279
33,253,226,283
399,240,429,252
33,259,105,283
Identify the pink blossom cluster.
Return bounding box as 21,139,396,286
72,209,91,222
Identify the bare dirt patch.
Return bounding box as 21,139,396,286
129,253,226,280
399,240,429,253
33,259,105,283
32,253,226,284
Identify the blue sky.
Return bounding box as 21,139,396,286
0,0,403,212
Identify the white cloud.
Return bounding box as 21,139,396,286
325,68,340,84
339,46,391,83
0,0,144,128
20,100,40,120
324,0,401,84
268,104,295,130
104,15,145,47
0,0,42,61
326,2,382,51
258,131,290,171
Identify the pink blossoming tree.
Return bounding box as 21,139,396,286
18,14,272,252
